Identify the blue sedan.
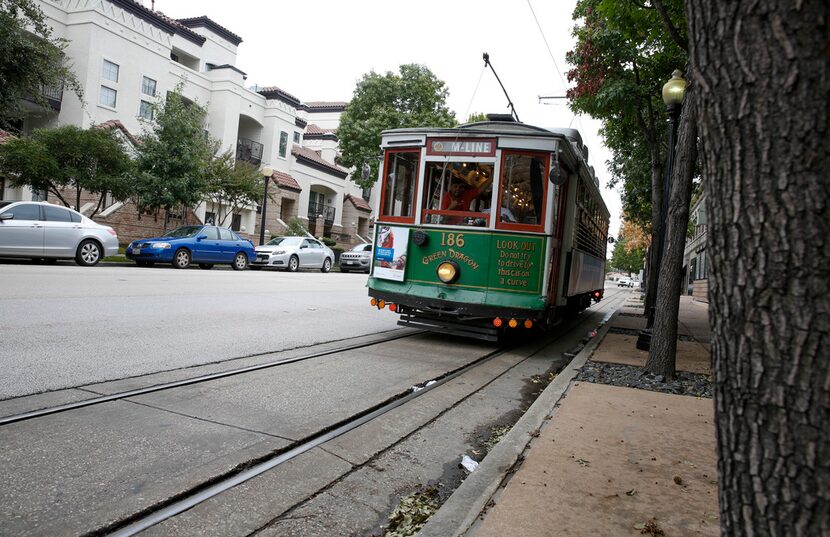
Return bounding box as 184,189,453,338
126,225,255,270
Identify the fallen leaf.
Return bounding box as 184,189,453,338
626,489,638,496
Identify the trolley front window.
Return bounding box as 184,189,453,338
380,149,420,223
496,151,549,232
421,161,495,227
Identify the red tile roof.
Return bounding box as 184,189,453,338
291,144,348,179
305,101,348,112
305,124,336,136
176,16,243,45
256,86,302,108
345,194,372,212
0,130,16,144
272,171,301,192
96,119,140,146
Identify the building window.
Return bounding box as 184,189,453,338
139,100,153,120
0,177,4,200
293,131,301,143
102,59,119,82
231,214,241,231
279,131,288,158
205,211,216,225
99,86,117,108
141,76,157,97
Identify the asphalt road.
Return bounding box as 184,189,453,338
0,262,399,399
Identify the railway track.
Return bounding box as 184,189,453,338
1,291,629,537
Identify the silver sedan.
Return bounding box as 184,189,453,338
250,236,334,272
0,201,119,266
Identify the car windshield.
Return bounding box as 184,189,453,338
163,226,203,238
349,244,370,252
266,237,301,246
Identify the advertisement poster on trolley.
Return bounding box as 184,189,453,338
373,225,409,281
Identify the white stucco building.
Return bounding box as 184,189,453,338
1,0,375,245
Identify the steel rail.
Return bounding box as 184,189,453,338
0,330,421,427
101,294,628,537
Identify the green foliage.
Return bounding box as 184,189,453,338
285,217,308,236
204,155,265,226
135,88,215,215
465,112,489,123
320,236,336,247
610,235,646,274
0,124,132,212
567,0,688,232
0,0,82,127
337,64,457,188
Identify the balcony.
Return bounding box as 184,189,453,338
236,137,263,165
308,201,335,222
22,83,63,112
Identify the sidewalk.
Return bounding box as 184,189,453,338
418,295,719,536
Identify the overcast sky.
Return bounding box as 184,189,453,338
155,0,621,237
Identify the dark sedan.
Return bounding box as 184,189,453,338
126,225,255,270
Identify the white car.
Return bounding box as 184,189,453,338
250,236,334,272
0,201,119,266
617,277,635,288
338,243,372,273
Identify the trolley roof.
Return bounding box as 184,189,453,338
380,121,610,220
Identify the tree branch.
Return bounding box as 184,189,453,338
651,0,688,52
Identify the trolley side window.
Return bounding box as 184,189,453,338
379,149,420,223
574,178,609,259
421,161,495,227
496,151,549,232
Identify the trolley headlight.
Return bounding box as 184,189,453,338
436,261,460,284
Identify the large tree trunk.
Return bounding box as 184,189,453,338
686,1,829,534
645,90,698,378
644,153,664,315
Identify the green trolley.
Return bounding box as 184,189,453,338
367,118,610,341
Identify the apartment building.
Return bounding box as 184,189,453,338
1,0,374,245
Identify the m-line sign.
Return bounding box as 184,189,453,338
427,138,497,157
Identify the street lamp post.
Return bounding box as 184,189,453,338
638,70,687,350
259,166,273,246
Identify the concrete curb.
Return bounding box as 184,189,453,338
416,311,617,537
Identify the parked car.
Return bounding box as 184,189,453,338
617,277,635,288
125,225,255,270
250,236,334,272
339,243,372,273
0,201,118,266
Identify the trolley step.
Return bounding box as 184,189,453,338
397,313,499,341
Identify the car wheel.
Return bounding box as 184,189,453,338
287,255,299,272
232,253,248,271
75,239,102,266
321,257,332,273
172,248,191,269
199,263,214,270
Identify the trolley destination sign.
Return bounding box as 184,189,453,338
426,138,497,157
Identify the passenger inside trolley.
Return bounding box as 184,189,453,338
424,162,494,226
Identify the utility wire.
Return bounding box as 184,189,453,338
526,0,569,92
